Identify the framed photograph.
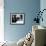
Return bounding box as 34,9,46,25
10,13,25,25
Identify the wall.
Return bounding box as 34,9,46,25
40,0,46,27
0,0,4,42
4,0,40,42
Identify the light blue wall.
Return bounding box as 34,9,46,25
4,0,40,42
40,0,46,27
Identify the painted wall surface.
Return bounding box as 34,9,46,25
4,0,40,42
40,0,46,27
0,0,4,42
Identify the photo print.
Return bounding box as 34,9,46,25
10,13,25,24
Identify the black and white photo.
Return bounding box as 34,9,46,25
10,13,25,24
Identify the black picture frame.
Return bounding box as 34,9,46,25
10,13,25,25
